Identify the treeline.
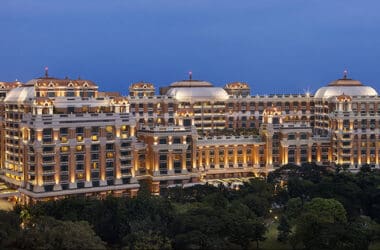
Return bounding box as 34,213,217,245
0,163,379,250
1,182,272,250
269,163,380,250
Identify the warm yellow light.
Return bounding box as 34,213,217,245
91,135,98,141
61,146,69,152
106,152,114,158
92,162,98,169
106,126,113,133
77,135,83,142
61,136,68,143
76,145,83,151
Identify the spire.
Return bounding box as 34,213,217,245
45,66,49,78
343,68,348,79
189,71,192,81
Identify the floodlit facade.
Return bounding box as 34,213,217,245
0,72,379,202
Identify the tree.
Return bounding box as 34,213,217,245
292,198,348,250
227,209,266,249
123,230,172,250
341,216,380,250
15,216,106,250
303,198,347,224
173,230,213,250
0,210,20,248
287,178,314,203
277,216,291,243
285,197,303,222
241,193,270,217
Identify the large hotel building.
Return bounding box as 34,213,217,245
0,71,379,202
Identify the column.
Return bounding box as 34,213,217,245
215,146,220,168
233,145,238,167
282,145,288,165
69,145,77,189
99,141,107,186
307,143,312,163
224,146,228,167
316,143,321,163
133,149,139,174
53,145,62,191
181,150,188,174
168,150,174,174
254,145,259,167
153,149,159,175
198,148,203,170
130,125,136,137
130,149,138,183
296,145,301,165
243,145,247,166
114,141,122,185
205,147,210,169
33,147,44,193
84,144,92,187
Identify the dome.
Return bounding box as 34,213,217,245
170,80,213,87
314,78,378,99
166,87,229,102
4,85,35,103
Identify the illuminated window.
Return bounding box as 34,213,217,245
106,152,114,158
61,146,69,152
76,173,84,179
106,126,113,133
121,125,127,131
76,145,83,151
77,135,83,142
174,155,181,161
61,136,68,143
91,135,98,141
92,162,98,169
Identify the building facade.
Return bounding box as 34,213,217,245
0,72,379,202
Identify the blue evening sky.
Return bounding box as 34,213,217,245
1,0,380,95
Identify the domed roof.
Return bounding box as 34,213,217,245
314,78,378,99
4,85,35,103
166,87,229,102
170,80,213,87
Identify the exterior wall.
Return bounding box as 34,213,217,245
0,76,379,201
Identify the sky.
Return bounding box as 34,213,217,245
1,0,380,95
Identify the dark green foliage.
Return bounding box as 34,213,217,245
165,184,224,203
16,217,106,250
3,166,378,250
24,193,175,245
0,210,20,248
123,230,172,250
171,196,267,250
277,216,291,242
